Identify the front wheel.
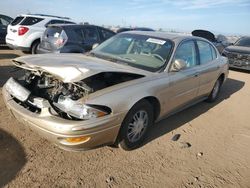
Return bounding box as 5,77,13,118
206,78,222,103
118,100,154,150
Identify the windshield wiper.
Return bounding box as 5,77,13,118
90,52,131,65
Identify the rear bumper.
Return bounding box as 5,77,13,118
36,46,56,54
6,42,30,52
2,84,123,151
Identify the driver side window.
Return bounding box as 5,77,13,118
174,41,197,68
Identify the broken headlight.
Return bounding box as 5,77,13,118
53,95,111,120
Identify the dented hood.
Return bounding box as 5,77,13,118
13,53,151,82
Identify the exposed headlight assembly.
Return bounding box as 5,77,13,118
53,95,111,120
5,77,30,102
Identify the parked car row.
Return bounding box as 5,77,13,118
5,14,76,53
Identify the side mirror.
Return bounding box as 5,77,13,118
171,59,186,72
92,43,99,50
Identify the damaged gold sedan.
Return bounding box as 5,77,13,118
2,31,229,151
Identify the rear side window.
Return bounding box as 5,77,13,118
11,16,24,26
72,28,84,40
20,17,44,26
197,40,216,64
82,27,99,43
99,28,115,40
45,27,62,38
45,20,75,27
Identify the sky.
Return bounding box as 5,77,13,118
1,0,250,35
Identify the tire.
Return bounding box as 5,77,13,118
118,100,154,150
31,40,40,54
206,78,222,103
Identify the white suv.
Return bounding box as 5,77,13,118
6,14,75,54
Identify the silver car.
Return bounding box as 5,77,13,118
2,31,229,151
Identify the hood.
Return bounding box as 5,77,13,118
192,30,216,42
225,45,250,54
13,53,150,82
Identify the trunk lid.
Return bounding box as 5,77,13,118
39,26,67,51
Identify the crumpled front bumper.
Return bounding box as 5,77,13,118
2,84,124,151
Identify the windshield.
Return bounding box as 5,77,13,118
235,37,250,47
91,33,173,72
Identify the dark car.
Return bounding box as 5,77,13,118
222,37,250,71
37,24,115,53
116,27,155,33
0,14,13,45
192,30,230,54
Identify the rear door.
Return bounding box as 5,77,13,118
195,40,221,96
164,40,200,114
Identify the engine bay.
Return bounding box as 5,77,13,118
12,69,144,120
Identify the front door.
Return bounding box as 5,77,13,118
164,40,200,114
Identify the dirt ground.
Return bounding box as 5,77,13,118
0,47,250,188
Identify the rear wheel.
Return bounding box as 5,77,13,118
118,100,154,150
206,78,222,103
31,40,40,54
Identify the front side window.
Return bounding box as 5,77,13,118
91,33,173,72
83,27,99,43
197,40,214,64
174,41,197,68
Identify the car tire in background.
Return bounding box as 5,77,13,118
118,100,154,150
206,78,222,103
31,40,40,54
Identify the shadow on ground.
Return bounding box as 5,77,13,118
144,78,245,146
0,129,26,187
0,54,20,60
0,46,10,50
229,68,250,74
0,66,24,87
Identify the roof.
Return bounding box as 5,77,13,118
121,31,196,42
47,24,115,33
19,14,71,20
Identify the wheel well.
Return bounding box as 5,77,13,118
31,39,40,47
142,97,161,121
218,73,225,83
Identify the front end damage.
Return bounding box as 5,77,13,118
3,58,144,150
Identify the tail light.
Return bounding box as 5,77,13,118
18,26,29,36
54,38,66,48
53,30,68,49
